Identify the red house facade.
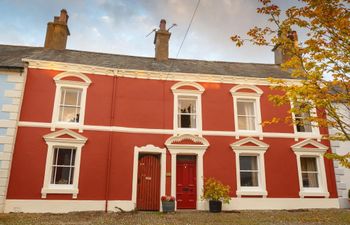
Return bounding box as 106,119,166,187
1,12,339,212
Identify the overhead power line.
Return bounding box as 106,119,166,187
176,0,201,58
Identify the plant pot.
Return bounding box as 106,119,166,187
162,201,175,212
209,200,222,213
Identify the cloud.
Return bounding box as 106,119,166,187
0,0,298,63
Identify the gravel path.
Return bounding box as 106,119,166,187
0,209,349,225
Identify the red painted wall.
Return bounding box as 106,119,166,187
20,69,312,134
7,68,336,201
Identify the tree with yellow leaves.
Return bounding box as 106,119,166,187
231,0,350,168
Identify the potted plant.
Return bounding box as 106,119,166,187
161,195,175,212
202,177,230,213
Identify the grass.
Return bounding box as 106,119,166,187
0,209,349,225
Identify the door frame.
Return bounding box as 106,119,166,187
132,145,166,211
165,134,209,211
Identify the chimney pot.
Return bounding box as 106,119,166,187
159,19,166,31
44,9,70,50
273,30,298,64
59,9,69,24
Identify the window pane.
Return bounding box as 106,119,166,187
301,157,317,172
52,166,73,184
59,106,80,122
237,101,255,116
240,156,258,170
178,98,196,114
56,148,75,166
238,116,256,130
61,88,81,106
240,171,259,187
178,115,197,128
302,173,319,187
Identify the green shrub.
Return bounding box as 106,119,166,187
202,177,231,204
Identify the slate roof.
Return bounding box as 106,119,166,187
0,44,291,79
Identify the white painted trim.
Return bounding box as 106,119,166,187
230,84,263,96
231,137,269,197
131,145,166,211
23,59,302,86
41,129,87,199
53,71,92,84
165,134,209,210
4,198,338,213
291,139,329,198
17,121,325,140
51,72,91,133
171,81,205,93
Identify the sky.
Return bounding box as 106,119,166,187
0,0,298,64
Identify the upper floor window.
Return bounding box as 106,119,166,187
171,82,204,132
59,88,82,123
237,99,257,131
178,95,198,128
51,72,91,132
230,85,263,135
291,101,319,135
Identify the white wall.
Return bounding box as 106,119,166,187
329,103,350,208
0,71,26,212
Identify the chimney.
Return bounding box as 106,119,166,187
154,19,171,61
273,30,298,64
44,9,70,50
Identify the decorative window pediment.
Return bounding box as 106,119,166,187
43,129,87,144
291,139,328,153
165,134,209,150
230,137,269,151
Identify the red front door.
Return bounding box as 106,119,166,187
176,155,197,209
136,154,160,211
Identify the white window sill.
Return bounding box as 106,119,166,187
41,187,79,199
299,190,329,198
237,189,268,197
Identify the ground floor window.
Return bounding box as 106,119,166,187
51,148,76,185
239,155,259,187
42,129,87,198
300,157,319,188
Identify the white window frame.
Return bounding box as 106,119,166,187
230,137,268,197
41,129,87,199
230,85,263,139
171,82,204,134
291,139,329,198
290,101,320,138
51,71,91,133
